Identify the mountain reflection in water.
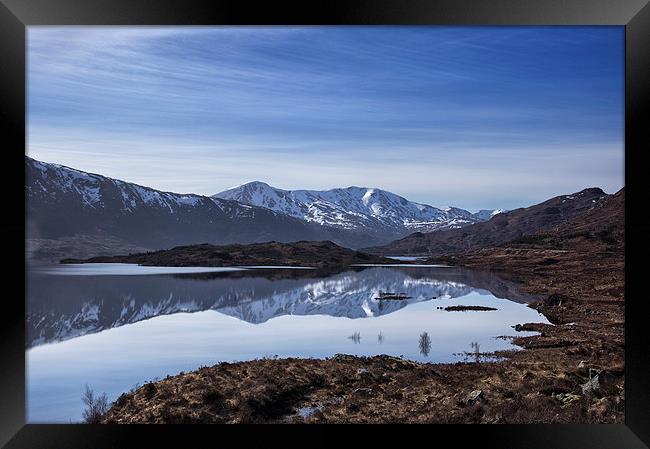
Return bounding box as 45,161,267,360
26,264,549,423
27,265,536,348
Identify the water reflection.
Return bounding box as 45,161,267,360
454,341,499,363
348,332,361,344
419,332,431,357
27,265,536,348
27,264,549,423
470,341,481,363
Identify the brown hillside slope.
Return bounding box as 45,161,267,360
365,188,609,256
430,187,624,312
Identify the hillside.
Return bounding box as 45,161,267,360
425,188,624,308
365,188,609,256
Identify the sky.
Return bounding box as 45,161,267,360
27,26,624,211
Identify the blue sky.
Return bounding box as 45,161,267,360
27,26,624,211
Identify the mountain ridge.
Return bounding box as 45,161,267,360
364,187,610,256
214,181,497,237
26,157,503,260
26,156,335,258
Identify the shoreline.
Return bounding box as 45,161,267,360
101,246,624,424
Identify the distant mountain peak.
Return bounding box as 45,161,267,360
239,180,274,188
214,181,489,236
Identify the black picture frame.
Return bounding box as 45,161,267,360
1,1,648,447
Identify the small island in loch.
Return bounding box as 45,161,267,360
60,240,398,269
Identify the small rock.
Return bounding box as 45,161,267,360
356,368,380,382
351,387,373,396
578,360,586,368
555,393,581,406
466,389,484,405
581,370,615,394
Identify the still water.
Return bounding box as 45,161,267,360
26,263,549,422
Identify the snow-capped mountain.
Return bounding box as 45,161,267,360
26,156,506,257
214,181,487,237
473,209,507,221
26,157,330,256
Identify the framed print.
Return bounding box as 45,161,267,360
1,0,649,447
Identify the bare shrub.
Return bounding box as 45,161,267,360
81,384,109,424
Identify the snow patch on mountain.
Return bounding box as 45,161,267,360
473,209,508,221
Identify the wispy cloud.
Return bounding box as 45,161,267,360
27,26,624,210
